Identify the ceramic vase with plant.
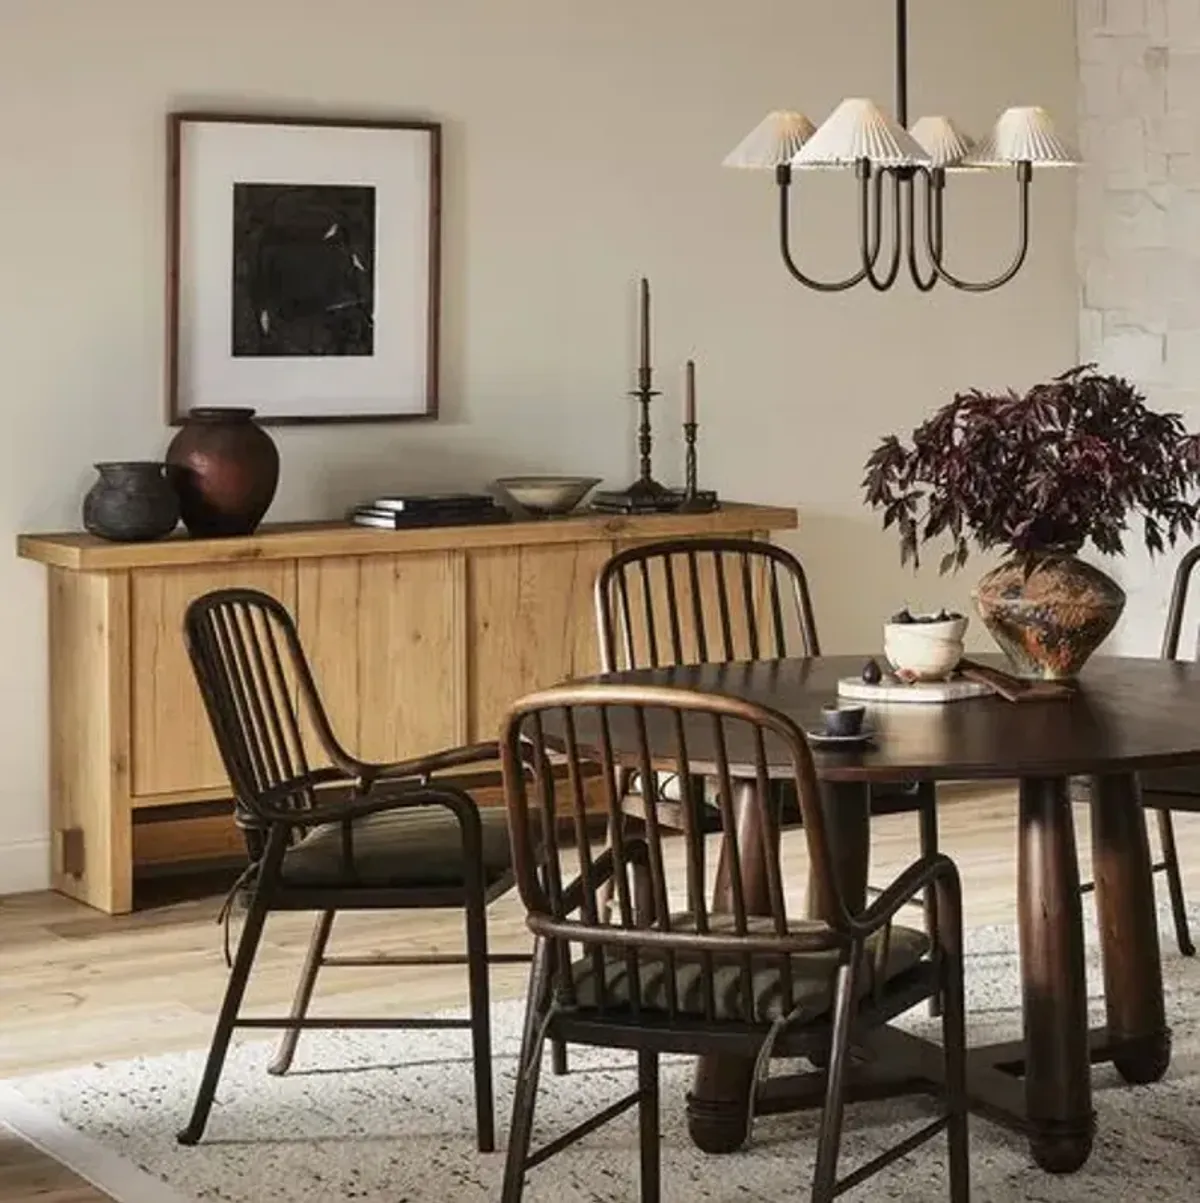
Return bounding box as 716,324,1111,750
863,366,1200,679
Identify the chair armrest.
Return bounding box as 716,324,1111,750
852,853,961,940
342,740,502,790
298,781,484,831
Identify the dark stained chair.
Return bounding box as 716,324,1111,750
497,682,969,1203
1125,545,1200,956
175,587,532,1151
595,538,942,966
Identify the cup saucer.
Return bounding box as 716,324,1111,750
806,725,875,748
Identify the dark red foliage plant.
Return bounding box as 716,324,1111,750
863,366,1200,573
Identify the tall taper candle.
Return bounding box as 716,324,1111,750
639,277,651,372
685,359,696,425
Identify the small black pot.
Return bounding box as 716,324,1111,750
82,461,180,542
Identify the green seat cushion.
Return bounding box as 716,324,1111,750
282,804,514,889
634,774,926,821
570,914,929,1024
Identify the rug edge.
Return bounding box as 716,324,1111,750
0,1083,200,1203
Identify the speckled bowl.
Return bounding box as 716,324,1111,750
491,476,601,517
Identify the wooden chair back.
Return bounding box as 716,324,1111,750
1162,546,1200,659
595,537,819,673
183,588,350,847
500,682,851,1025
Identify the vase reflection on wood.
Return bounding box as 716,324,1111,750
165,407,279,537
973,552,1126,680
82,462,180,542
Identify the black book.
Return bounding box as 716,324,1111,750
368,492,496,514
350,505,510,530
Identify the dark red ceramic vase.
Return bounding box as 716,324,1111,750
165,408,280,538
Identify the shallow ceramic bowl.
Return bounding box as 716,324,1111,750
883,615,969,682
491,476,602,517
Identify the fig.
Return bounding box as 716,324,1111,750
861,658,883,684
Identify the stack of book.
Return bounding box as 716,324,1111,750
349,492,510,529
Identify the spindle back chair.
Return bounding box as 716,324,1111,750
176,587,531,1152
1091,545,1200,956
498,681,968,1203
595,537,941,979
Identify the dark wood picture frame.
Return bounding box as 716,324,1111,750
166,112,442,427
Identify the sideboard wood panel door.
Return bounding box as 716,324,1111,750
298,551,465,766
468,542,612,744
130,562,296,797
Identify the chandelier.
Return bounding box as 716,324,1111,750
723,0,1079,293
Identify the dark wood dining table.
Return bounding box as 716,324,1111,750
584,653,1200,1173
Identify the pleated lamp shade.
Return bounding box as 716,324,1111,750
792,98,931,169
723,111,817,169
965,106,1079,167
909,116,977,169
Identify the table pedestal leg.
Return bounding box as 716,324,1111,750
1090,773,1171,1085
686,780,869,1153
1018,776,1094,1173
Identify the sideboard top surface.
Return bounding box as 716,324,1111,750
17,502,798,572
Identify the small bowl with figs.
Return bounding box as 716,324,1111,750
883,607,968,682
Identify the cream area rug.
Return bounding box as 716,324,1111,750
4,917,1200,1203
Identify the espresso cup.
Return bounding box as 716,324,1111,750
822,703,866,737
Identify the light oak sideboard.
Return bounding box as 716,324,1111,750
17,502,797,914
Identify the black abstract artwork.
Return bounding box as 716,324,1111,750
231,183,376,358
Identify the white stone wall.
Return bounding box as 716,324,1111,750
1079,0,1200,653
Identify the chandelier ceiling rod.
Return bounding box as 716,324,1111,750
724,0,1079,295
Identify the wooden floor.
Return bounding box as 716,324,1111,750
4,785,1200,1201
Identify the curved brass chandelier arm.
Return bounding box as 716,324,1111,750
777,164,871,293
863,167,904,292
923,163,1033,293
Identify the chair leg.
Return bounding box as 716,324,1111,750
546,937,568,1076
938,905,971,1201
268,909,335,1077
177,888,271,1145
1156,808,1195,957
501,941,553,1203
464,874,496,1153
551,1035,569,1077
917,784,942,1018
811,952,863,1203
638,1050,661,1203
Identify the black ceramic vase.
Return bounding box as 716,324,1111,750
165,407,280,538
82,461,180,542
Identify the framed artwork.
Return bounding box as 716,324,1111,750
166,112,441,425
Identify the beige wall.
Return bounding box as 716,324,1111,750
0,0,1078,891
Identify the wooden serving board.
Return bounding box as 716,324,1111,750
836,676,992,704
